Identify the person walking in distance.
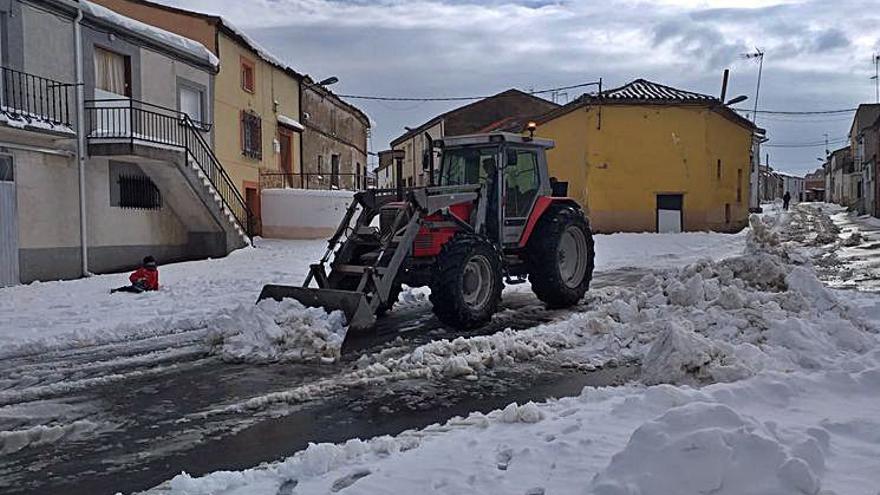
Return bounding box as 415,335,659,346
782,191,791,211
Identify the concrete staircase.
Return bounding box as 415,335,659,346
85,100,252,255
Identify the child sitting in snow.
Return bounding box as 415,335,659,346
111,256,159,294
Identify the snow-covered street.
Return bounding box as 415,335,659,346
3,204,880,495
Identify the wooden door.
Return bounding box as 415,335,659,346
245,186,261,236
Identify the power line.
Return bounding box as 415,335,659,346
765,138,848,148
336,81,601,102
733,107,857,115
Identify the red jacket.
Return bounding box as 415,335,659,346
129,267,159,291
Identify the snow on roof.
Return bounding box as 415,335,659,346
216,16,292,74
277,114,305,132
81,1,218,68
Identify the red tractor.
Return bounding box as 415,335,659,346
260,132,594,331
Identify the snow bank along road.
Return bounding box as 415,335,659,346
148,204,880,495
0,230,747,494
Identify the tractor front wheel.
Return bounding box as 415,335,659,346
527,205,594,308
430,234,503,329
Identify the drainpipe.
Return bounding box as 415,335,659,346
74,6,89,277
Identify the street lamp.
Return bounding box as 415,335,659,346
316,76,339,86
725,95,748,106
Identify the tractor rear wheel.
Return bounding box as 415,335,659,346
430,233,503,328
527,205,594,308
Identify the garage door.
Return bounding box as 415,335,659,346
0,155,19,287
656,194,683,234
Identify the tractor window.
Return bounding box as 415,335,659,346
440,147,497,186
505,149,539,217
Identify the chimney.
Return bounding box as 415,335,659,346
720,69,730,102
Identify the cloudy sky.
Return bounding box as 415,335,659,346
165,0,880,176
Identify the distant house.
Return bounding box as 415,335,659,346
534,79,758,233
376,149,404,189
827,146,854,207
850,104,880,215
389,89,559,187
804,168,825,202
779,174,806,202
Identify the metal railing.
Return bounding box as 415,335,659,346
260,172,376,191
84,98,252,239
0,66,74,127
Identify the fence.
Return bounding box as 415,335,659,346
0,66,74,127
260,172,376,191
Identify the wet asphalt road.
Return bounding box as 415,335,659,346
0,268,647,495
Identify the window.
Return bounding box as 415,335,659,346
356,162,362,189
331,154,340,188
94,47,130,96
241,56,255,93
240,111,262,159
505,149,540,217
737,169,743,202
119,174,161,209
440,147,496,186
0,156,12,182
725,203,731,224
716,159,722,180
179,83,204,126
317,155,323,174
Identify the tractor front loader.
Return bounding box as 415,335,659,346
259,132,595,333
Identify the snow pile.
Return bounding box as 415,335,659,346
590,402,824,495
208,299,347,363
641,322,747,386
167,434,419,495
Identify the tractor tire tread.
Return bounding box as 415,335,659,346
430,233,503,329
527,205,595,308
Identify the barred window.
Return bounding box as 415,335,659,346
241,111,262,159
118,174,161,210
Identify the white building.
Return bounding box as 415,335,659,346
780,174,806,202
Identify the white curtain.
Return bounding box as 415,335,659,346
94,47,126,95
179,86,202,123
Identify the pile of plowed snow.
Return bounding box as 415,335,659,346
207,299,347,363
202,215,875,416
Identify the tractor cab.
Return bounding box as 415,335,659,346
434,133,557,247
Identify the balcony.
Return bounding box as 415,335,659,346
0,66,74,132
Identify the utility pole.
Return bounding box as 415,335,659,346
872,54,880,103
742,49,765,122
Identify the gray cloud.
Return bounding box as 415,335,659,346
161,0,880,175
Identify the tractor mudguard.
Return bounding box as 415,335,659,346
518,197,583,247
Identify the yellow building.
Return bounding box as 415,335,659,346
535,79,757,233
90,0,305,234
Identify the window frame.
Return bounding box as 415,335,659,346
94,45,132,97
240,110,262,160
240,56,256,93
504,147,540,218
177,78,208,129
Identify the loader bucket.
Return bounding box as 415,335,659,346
257,285,377,332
